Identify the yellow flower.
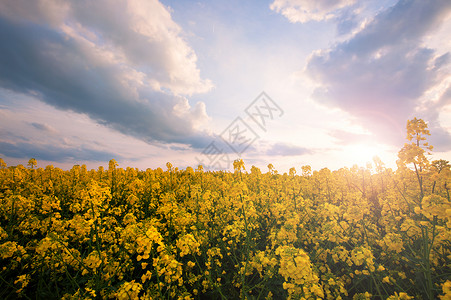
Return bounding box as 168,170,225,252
14,274,30,293
116,280,142,300
387,292,413,300
439,280,451,300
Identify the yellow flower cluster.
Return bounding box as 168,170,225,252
439,280,451,300
0,122,450,300
277,245,323,299
0,241,25,260
116,280,143,300
351,246,375,271
82,250,105,275
177,234,201,257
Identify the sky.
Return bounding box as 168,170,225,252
0,0,451,173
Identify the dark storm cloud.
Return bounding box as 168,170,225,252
306,0,451,146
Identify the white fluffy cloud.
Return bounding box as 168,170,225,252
270,0,356,23
0,0,213,149
304,0,451,146
0,0,212,95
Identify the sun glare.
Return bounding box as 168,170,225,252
346,144,381,167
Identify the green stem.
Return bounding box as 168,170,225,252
240,194,251,300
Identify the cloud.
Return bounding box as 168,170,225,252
329,130,373,145
0,140,119,162
270,0,357,23
266,142,312,156
0,0,213,95
30,122,57,134
419,85,451,151
0,0,213,149
305,0,451,146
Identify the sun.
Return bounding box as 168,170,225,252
345,143,381,167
